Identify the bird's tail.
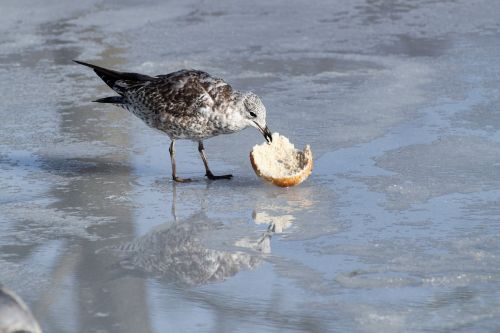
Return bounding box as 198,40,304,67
93,96,125,104
74,60,154,93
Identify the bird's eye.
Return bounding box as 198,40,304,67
249,111,257,118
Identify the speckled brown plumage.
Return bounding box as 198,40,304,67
120,69,244,140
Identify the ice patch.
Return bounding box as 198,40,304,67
367,136,500,209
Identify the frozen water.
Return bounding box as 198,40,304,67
1,0,500,332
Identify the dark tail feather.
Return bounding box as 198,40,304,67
93,96,125,104
74,60,154,92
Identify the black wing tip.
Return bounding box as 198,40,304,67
73,59,91,66
93,96,124,104
73,60,107,71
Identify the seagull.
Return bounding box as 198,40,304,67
75,60,272,182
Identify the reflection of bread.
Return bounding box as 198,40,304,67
250,133,313,187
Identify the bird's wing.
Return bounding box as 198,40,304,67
128,70,234,117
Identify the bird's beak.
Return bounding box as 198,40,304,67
263,126,273,143
254,122,273,143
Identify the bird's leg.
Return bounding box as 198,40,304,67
198,141,232,180
169,140,191,183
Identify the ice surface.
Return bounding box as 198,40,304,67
1,0,500,332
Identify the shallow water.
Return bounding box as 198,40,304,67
1,1,500,332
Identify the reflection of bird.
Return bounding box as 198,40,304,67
0,285,42,333
107,212,269,286
75,61,272,182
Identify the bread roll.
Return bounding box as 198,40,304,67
250,133,313,187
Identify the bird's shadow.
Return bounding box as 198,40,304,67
49,152,260,183
40,156,131,177
0,150,131,177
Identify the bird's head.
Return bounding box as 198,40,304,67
242,92,272,143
